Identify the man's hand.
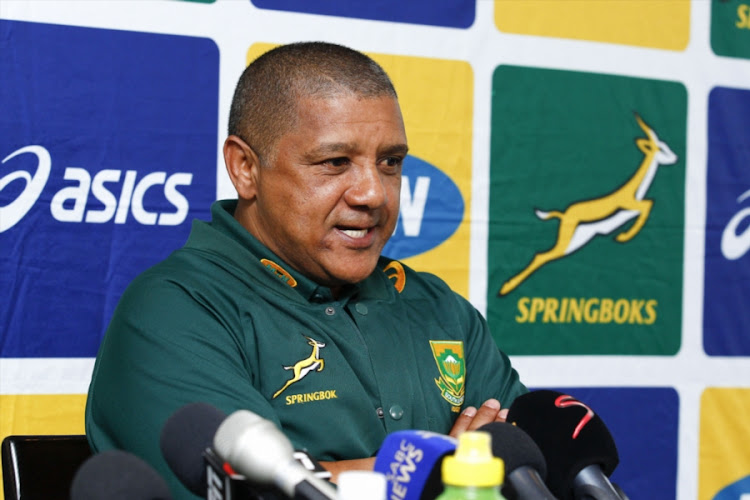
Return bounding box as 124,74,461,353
448,398,508,438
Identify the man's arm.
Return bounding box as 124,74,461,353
86,272,280,500
453,290,527,410
317,397,507,483
318,458,377,483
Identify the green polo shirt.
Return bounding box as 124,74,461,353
85,199,526,500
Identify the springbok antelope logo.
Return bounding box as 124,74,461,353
272,336,326,399
499,114,678,296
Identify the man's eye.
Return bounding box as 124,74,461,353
383,157,403,168
325,157,350,167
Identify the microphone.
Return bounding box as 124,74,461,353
507,390,622,500
373,429,457,500
70,449,172,500
477,422,557,500
612,483,629,500
213,409,337,500
160,402,226,496
160,402,332,499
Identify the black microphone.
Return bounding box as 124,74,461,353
212,408,337,500
373,429,457,500
160,402,331,499
478,422,557,500
70,449,172,500
160,402,226,496
507,390,622,500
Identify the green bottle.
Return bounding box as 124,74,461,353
436,431,507,500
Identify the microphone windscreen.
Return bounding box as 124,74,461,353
373,430,456,500
70,449,172,500
212,409,290,485
159,402,227,495
477,421,547,479
507,390,619,500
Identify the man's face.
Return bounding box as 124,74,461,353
246,95,408,290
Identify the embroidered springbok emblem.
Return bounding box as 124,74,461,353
499,113,678,296
272,336,326,399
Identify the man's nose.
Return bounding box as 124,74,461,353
345,163,389,209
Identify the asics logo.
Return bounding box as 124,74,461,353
0,145,193,233
1,146,51,233
721,188,750,260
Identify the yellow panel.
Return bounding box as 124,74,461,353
0,394,87,494
246,43,273,65
245,44,473,297
495,0,690,51
371,54,472,298
699,388,750,499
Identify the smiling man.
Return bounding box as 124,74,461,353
85,42,526,499
226,94,407,293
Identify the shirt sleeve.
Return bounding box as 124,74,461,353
85,270,276,500
451,289,528,409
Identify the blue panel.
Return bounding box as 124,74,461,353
0,20,219,357
704,86,750,356
250,0,475,29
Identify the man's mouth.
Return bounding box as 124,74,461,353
340,228,369,239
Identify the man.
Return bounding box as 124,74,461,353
86,42,526,499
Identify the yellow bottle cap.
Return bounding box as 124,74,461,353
441,431,504,487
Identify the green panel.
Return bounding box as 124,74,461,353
487,66,686,356
712,0,750,59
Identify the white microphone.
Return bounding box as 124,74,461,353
212,409,337,500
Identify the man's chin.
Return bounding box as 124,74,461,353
322,260,380,287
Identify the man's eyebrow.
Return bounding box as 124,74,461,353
302,142,409,162
380,144,409,157
301,142,354,162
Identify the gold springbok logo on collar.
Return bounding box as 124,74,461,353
499,114,678,296
272,336,326,399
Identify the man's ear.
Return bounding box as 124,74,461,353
223,135,261,200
